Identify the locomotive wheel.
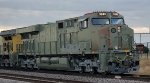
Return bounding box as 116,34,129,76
90,70,94,74
3,63,5,67
90,67,98,74
31,64,34,70
101,71,111,75
25,64,28,69
79,66,85,73
36,67,40,70
101,72,107,75
0,63,2,67
7,63,10,67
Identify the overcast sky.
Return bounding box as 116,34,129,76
0,0,150,33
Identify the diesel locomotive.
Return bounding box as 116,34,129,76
0,11,139,74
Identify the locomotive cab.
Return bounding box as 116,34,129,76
77,12,134,52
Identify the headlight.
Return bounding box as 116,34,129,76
129,52,132,56
112,12,119,16
133,45,136,49
117,26,121,32
99,12,106,16
114,46,118,50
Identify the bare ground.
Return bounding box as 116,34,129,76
138,54,150,75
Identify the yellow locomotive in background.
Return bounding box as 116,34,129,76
0,11,139,74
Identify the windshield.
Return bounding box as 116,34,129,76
111,18,124,24
92,18,109,25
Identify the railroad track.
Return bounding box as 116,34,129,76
0,73,87,83
0,67,150,83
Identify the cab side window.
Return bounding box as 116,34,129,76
79,19,88,29
66,20,74,27
58,22,63,29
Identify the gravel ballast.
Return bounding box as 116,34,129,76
0,78,30,83
0,69,148,83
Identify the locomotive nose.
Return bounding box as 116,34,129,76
98,26,122,48
110,25,133,50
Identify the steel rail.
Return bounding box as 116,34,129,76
0,73,87,83
0,68,150,82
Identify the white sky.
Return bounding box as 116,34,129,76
0,0,150,34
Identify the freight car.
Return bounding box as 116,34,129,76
0,11,139,74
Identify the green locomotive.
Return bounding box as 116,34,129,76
0,11,139,74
